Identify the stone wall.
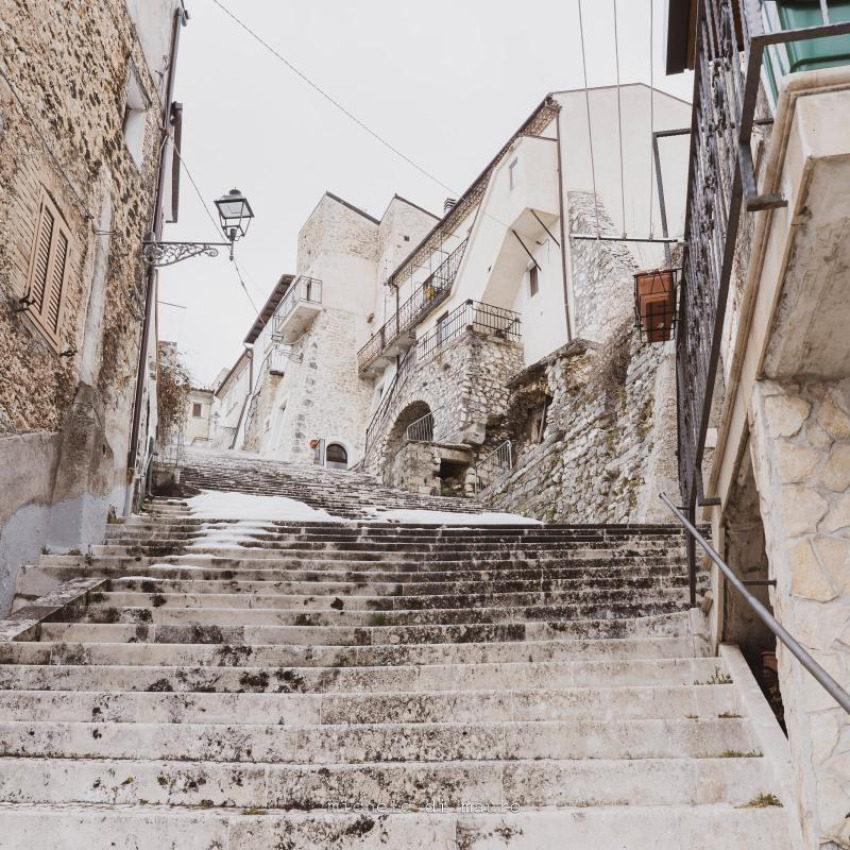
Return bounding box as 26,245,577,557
479,330,679,524
748,379,850,849
270,307,375,464
363,330,524,478
0,0,174,612
569,191,637,344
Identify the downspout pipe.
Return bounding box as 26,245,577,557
125,5,187,513
555,109,574,341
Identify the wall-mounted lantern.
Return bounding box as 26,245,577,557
142,188,255,267
634,268,677,343
214,188,255,243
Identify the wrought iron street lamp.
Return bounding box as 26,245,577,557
215,188,254,241
142,188,255,267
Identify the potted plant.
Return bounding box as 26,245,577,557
634,269,677,344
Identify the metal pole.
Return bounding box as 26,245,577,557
126,6,187,509
554,110,574,341
660,493,850,715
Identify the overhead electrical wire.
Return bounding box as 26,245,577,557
209,0,532,264
576,0,602,239
648,0,656,238
169,136,260,313
209,0,459,199
613,0,627,238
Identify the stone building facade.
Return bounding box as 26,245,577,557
222,193,437,468
0,0,186,614
474,194,679,523
363,325,525,493
210,86,690,513
356,86,690,501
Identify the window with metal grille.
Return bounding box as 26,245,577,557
24,192,72,350
529,265,539,297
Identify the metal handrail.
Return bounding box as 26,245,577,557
660,492,850,715
474,440,514,494
405,411,434,443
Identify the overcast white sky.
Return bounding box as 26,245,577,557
159,0,693,386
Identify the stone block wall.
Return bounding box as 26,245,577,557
363,330,524,478
569,191,637,344
0,0,174,612
480,331,679,524
270,306,375,464
748,379,850,849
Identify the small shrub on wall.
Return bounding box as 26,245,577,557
156,342,191,447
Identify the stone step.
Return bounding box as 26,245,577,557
105,572,702,597
0,656,732,694
0,804,792,850
89,544,685,564
28,558,694,582
0,635,705,668
99,529,683,543
0,683,738,725
33,608,694,646
0,717,756,763
88,580,695,611
15,567,707,608
0,756,774,809
79,596,692,628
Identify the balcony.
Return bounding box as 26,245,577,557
358,239,468,375
674,0,850,511
272,276,322,344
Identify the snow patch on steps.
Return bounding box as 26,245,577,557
184,490,538,527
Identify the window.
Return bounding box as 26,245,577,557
325,443,348,470
192,403,202,418
529,265,539,297
122,71,148,167
437,311,450,346
24,191,71,350
509,158,519,190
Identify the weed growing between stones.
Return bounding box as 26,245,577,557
693,667,733,685
740,793,782,808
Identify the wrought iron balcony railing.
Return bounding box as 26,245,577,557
272,276,322,340
365,300,521,450
676,0,850,518
358,239,468,374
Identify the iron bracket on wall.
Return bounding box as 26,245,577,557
141,238,233,267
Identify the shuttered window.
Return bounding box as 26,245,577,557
25,192,71,349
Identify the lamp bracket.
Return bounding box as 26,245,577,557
142,239,233,268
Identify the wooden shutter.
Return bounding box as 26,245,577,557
25,192,71,349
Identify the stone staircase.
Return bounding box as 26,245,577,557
178,447,488,517
0,459,800,848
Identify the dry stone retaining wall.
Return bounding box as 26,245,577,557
479,332,679,524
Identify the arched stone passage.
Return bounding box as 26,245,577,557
385,400,432,463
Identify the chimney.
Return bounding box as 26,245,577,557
443,197,457,215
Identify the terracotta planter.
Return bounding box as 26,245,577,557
634,269,677,343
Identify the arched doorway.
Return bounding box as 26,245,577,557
386,401,432,461
325,442,348,470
